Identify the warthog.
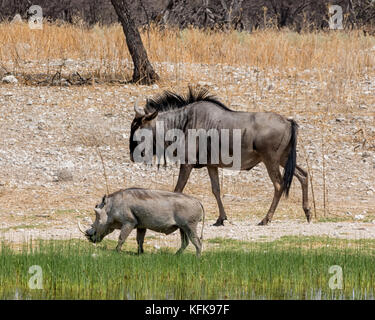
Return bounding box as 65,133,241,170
78,188,205,256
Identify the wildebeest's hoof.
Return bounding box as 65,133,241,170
213,220,224,227
257,219,269,226
305,209,312,223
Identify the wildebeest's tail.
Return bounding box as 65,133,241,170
199,202,205,241
283,119,298,197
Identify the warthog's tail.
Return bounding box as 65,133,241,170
283,119,298,197
199,202,205,241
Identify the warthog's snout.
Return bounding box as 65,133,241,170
86,228,98,243
78,222,99,243
85,228,95,237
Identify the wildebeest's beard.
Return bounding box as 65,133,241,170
130,111,190,167
129,117,142,162
130,127,157,164
129,114,159,163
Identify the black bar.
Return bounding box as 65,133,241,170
0,300,373,319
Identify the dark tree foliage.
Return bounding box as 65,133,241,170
0,0,118,24
0,0,374,31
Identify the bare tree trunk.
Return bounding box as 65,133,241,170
110,0,159,85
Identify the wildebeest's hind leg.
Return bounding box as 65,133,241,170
136,228,147,254
258,161,284,226
175,229,189,255
174,164,193,193
116,223,135,252
207,166,228,226
295,165,311,222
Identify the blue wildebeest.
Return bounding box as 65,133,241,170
78,188,205,256
129,87,311,226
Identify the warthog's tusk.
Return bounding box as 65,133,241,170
77,221,86,235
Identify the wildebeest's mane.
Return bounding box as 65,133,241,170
145,86,233,113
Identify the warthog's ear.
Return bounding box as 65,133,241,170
94,207,101,216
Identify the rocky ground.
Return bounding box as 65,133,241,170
0,59,374,245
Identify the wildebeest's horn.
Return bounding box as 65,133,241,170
134,99,145,118
77,221,86,235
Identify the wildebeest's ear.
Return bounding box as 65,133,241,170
143,110,158,122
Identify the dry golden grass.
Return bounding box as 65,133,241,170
0,21,374,80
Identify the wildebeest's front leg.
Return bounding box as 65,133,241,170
116,223,135,252
174,164,193,192
207,166,227,226
136,228,147,254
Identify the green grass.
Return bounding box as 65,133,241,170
0,237,374,300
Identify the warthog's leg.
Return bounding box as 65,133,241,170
207,166,227,226
258,161,283,226
136,228,147,254
295,165,311,223
182,225,202,257
175,229,189,255
174,164,193,193
116,223,135,252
